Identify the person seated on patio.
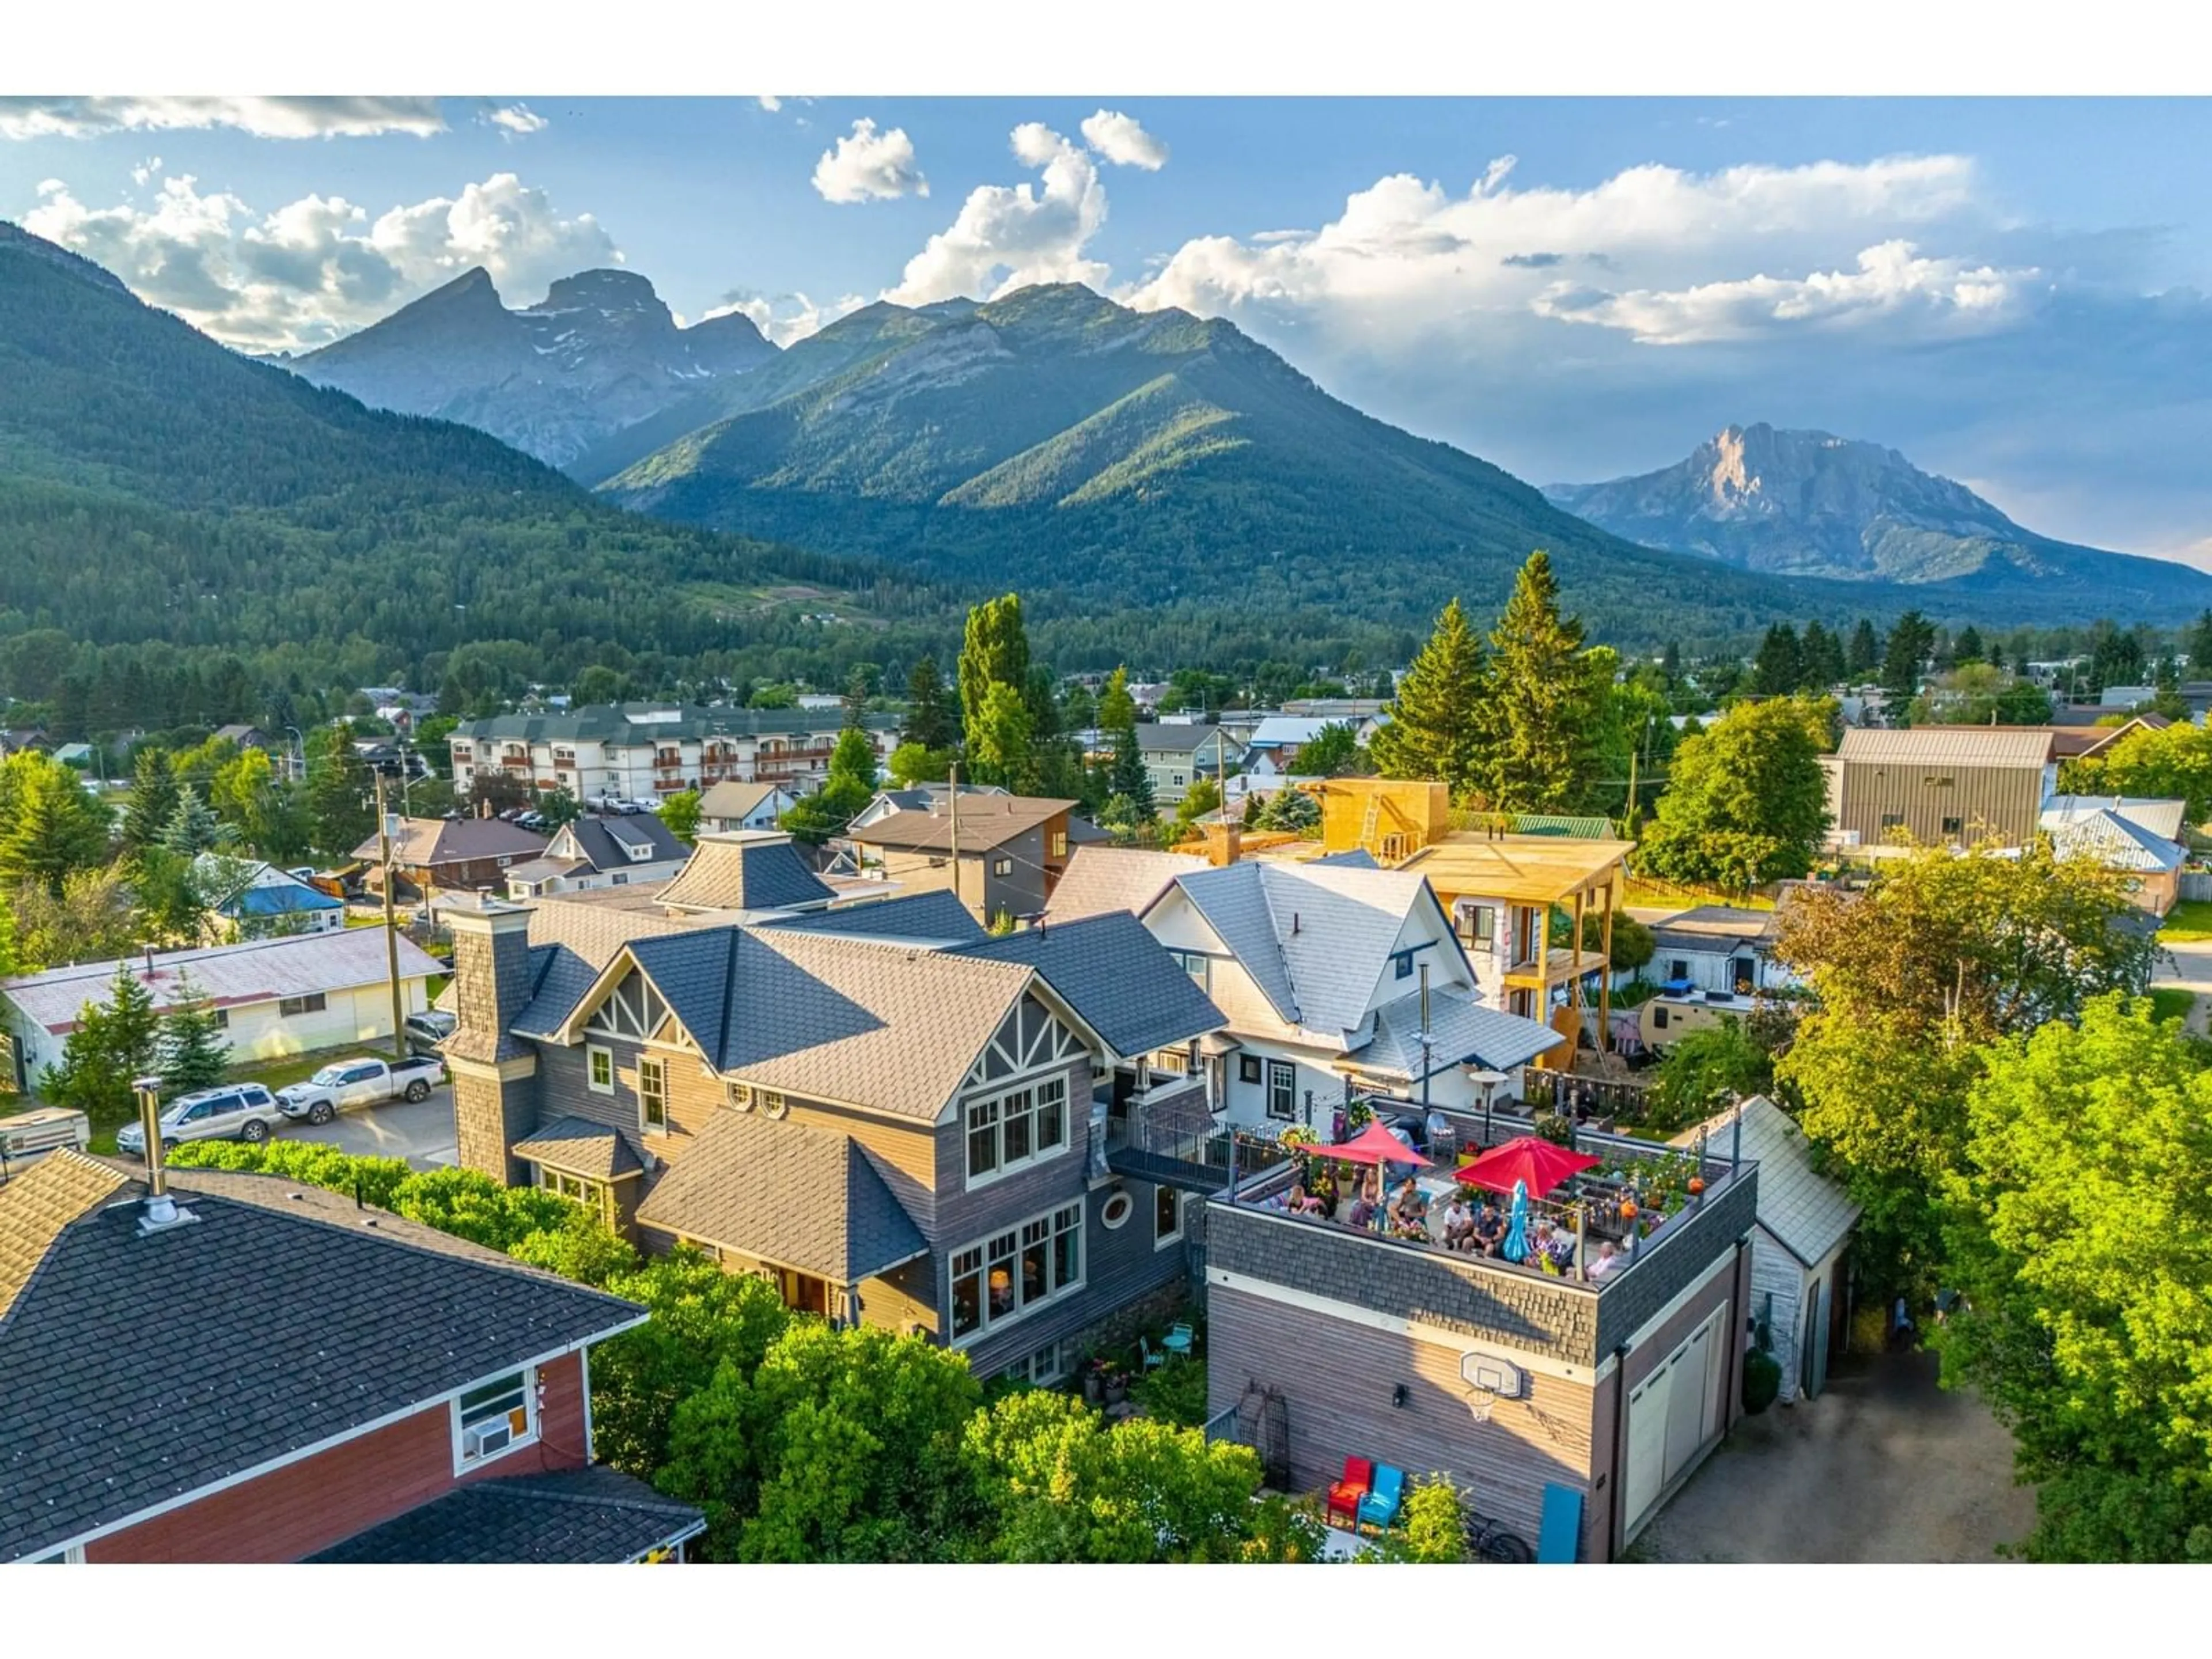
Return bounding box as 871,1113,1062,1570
1347,1192,1379,1229
1439,1193,1475,1251
1472,1201,1506,1257
1286,1181,1326,1217
1388,1177,1428,1232
1541,1224,1578,1272
1586,1241,1623,1280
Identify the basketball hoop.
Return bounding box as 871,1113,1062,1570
1466,1391,1495,1425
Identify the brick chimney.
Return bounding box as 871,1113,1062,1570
1204,820,1242,868
442,893,540,1185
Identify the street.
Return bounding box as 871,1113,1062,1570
2152,937,2212,1035
281,1086,459,1171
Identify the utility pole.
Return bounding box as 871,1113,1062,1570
376,772,407,1062
946,761,963,915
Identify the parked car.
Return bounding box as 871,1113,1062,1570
404,1010,457,1055
1,1105,91,1167
116,1084,286,1155
274,1055,446,1124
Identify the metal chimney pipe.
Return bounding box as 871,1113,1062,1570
134,1075,165,1198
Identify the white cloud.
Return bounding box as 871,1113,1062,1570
0,96,445,141
130,156,162,187
884,123,1111,305
1532,240,2032,344
704,289,866,347
811,118,927,204
1079,109,1168,171
757,96,783,113
22,171,618,352
487,104,548,137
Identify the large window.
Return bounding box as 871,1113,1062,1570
539,1166,606,1210
1002,1336,1081,1387
278,993,327,1017
638,1056,668,1131
964,1075,1068,1184
1166,948,1209,990
1155,1186,1184,1249
949,1202,1084,1343
1266,1059,1297,1122
453,1369,536,1469
1459,904,1497,948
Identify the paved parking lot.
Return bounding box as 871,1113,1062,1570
1629,1349,2036,1563
281,1086,459,1171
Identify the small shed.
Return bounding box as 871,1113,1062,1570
1676,1095,1859,1402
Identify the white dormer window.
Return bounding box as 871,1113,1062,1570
628,840,656,862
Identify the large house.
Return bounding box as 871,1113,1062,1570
1649,906,1796,997
450,703,902,802
441,864,1228,1385
1826,726,2057,850
196,857,346,938
2,930,441,1090
1080,722,1245,806
505,813,692,899
0,1149,701,1563
354,815,550,899
844,794,1104,925
696,780,799,834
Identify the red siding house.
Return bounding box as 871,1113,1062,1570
0,1150,701,1564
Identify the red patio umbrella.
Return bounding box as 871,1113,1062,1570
1323,1118,1434,1169
1453,1135,1599,1199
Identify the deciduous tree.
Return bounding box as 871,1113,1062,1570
1635,696,1832,890
659,789,703,846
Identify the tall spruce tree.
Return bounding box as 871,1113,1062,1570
0,753,111,897
1847,618,1883,679
1476,553,1604,812
305,719,375,858
121,748,181,853
902,656,958,753
1952,625,1985,666
1751,624,1804,696
157,972,230,1094
1367,598,1488,798
1881,611,1937,700
159,785,227,858
1798,620,1846,692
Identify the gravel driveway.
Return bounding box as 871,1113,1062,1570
1630,1348,2036,1563
282,1088,459,1171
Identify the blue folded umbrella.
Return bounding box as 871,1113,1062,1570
1503,1179,1530,1263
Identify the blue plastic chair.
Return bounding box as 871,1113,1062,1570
1537,1483,1583,1563
1357,1464,1405,1533
1139,1336,1165,1371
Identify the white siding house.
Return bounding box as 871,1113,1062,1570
1,930,441,1090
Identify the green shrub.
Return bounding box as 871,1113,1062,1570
1400,1475,1465,1561
1742,1348,1782,1414
1134,1355,1208,1427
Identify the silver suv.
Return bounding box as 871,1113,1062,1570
115,1083,286,1156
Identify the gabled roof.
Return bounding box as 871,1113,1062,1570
1172,860,1452,1039
953,911,1227,1059
850,796,1080,854
0,1154,645,1563
1046,846,1210,921
1,930,442,1035
1358,987,1567,1081
308,1465,702,1564
1836,726,2056,767
759,890,985,945
352,816,549,867
1675,1096,1859,1268
696,780,790,821
634,1110,926,1283
655,831,836,914
2041,794,2187,844
559,813,688,873
2041,806,2186,873
1132,722,1244,755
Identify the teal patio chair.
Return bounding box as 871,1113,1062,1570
1357,1464,1405,1533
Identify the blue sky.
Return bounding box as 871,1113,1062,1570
6,95,2210,563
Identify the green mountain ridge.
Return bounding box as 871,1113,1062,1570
586,283,2147,640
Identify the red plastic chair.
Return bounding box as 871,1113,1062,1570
1325,1456,1373,1528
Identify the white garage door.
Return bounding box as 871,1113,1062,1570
1621,1300,1732,1541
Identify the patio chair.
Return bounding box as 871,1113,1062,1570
1161,1321,1195,1358
1357,1464,1406,1533
1325,1457,1373,1528
1139,1336,1165,1371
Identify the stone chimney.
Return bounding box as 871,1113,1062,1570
442,893,540,1185
1204,820,1242,868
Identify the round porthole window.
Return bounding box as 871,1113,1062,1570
1100,1191,1134,1229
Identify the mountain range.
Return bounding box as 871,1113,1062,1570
290,267,775,471
1544,423,2212,614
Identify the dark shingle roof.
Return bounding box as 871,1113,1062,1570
634,1111,926,1282
0,1157,645,1563
760,890,985,944
954,911,1226,1059
513,1116,644,1180
562,813,688,873
308,1465,702,1563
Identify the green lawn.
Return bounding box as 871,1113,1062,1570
2157,900,2212,943
2150,988,2198,1025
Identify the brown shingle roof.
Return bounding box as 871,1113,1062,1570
1046,846,1210,920
850,797,1078,854
0,1150,128,1321
353,817,549,868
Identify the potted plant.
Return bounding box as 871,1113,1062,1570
1082,1355,1107,1406
1103,1363,1130,1406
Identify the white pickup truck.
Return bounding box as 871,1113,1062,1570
275,1055,446,1124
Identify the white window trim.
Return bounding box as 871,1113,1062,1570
1154,1187,1185,1252
586,1044,614,1094
638,1054,669,1132
1266,1059,1297,1122
450,1365,539,1476
947,1200,1086,1350
961,1069,1072,1191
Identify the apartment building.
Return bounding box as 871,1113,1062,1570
451,704,902,802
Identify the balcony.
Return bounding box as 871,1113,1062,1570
756,745,836,777
1207,1105,1758,1364
1102,1076,1296,1192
